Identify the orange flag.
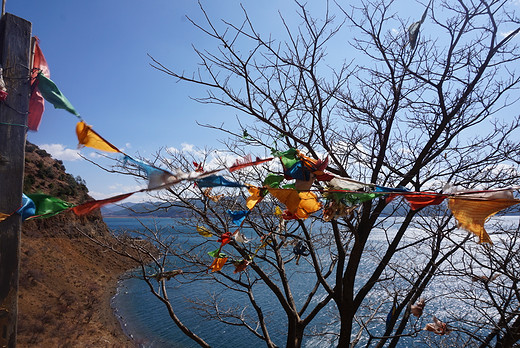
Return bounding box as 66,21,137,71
268,188,322,219
76,121,121,153
72,192,135,216
448,198,520,244
209,257,228,272
0,212,10,222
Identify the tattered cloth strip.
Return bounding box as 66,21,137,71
232,259,249,273
37,72,80,116
76,121,121,153
408,2,429,49
72,192,135,216
448,197,520,244
124,155,177,189
229,155,273,172
26,193,73,219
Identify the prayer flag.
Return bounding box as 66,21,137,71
268,188,322,219
72,192,135,216
386,296,398,332
0,212,9,222
402,193,446,210
208,249,227,258
246,186,265,210
28,38,49,131
229,155,273,172
124,155,176,189
233,231,250,243
27,194,72,219
197,225,213,237
17,193,36,220
408,5,429,49
329,177,370,191
209,257,228,272
448,197,520,244
76,121,121,153
195,175,245,188
36,72,79,116
233,259,249,273
227,210,249,226
273,148,300,169
263,174,284,188
218,231,232,247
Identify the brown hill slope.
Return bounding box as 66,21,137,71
17,142,135,347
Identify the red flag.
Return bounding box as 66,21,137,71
72,192,135,216
403,193,446,210
28,38,50,131
218,231,232,247
229,155,273,172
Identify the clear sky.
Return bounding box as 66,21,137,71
6,0,449,201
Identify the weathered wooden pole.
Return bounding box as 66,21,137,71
0,13,31,348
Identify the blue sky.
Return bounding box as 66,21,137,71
9,0,312,200
9,0,503,201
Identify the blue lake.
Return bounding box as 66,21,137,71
105,216,518,347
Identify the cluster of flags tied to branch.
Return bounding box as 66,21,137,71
2,36,520,277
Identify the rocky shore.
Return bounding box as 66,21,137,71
16,143,137,347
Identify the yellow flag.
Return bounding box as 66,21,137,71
76,121,120,153
197,225,213,237
246,186,263,210
448,198,520,244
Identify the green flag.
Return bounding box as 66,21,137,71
36,72,80,116
27,193,73,218
272,148,300,169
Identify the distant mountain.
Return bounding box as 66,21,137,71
101,201,193,218
101,192,520,218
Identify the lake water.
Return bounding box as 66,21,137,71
105,216,520,347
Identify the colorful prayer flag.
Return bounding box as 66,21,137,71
227,210,249,227
36,72,79,116
197,225,213,237
448,197,520,244
76,121,121,153
209,257,228,272
26,193,72,219
124,155,176,189
195,175,245,188
72,192,135,216
28,38,50,131
17,194,36,220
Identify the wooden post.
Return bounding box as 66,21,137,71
0,13,31,348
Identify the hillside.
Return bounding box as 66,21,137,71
17,142,136,347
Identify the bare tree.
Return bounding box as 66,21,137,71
97,1,520,347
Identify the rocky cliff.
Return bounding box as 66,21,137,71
17,142,135,347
